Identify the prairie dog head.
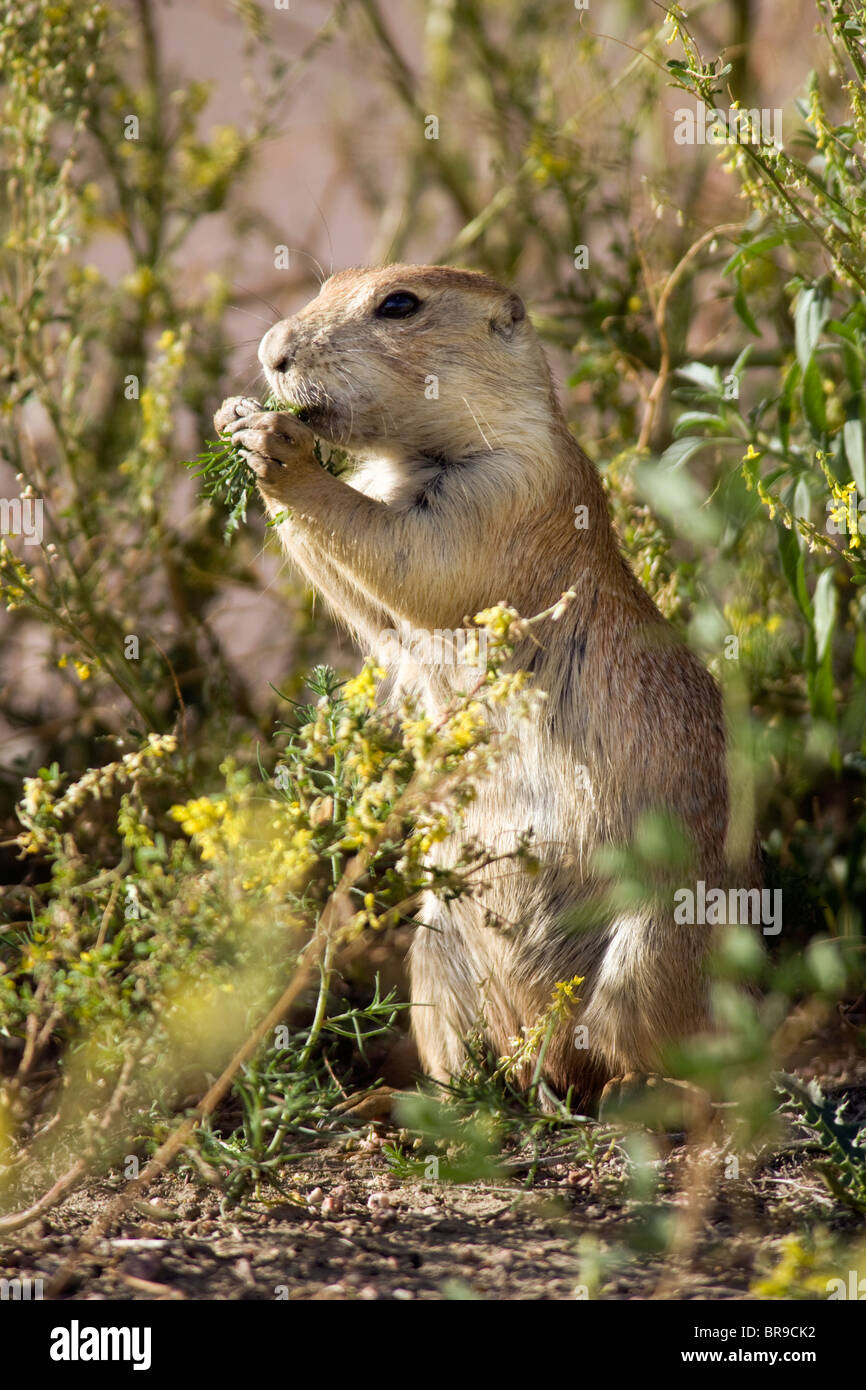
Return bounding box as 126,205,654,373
257,264,558,462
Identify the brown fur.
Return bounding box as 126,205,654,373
215,264,759,1105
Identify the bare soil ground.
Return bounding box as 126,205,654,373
3,1068,865,1303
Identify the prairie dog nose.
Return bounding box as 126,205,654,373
259,322,295,374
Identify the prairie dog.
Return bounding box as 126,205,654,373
215,264,756,1103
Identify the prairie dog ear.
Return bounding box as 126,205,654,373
489,291,526,340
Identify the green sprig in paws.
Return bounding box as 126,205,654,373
187,396,348,543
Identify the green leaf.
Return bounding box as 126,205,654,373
802,357,828,436
812,568,837,665
805,938,847,995
778,524,812,622
843,415,866,492
733,279,760,336
826,316,863,347
778,360,800,455
634,463,720,545
658,436,720,470
672,411,731,437
795,284,830,371
793,476,812,551
808,652,837,724
722,229,798,275
675,362,721,393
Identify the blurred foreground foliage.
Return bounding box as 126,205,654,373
0,0,864,1294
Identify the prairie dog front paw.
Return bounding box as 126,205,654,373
227,410,317,490
213,395,263,436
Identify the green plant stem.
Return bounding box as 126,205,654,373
298,932,336,1071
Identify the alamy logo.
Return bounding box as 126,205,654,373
827,491,866,537
826,1270,865,1299
378,620,488,674
1,1276,43,1300
673,881,782,936
674,102,782,148
0,496,43,546
49,1320,152,1370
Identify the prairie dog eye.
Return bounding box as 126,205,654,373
375,291,422,319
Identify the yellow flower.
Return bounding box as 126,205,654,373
169,796,229,847
553,974,584,1008
442,703,487,749
342,664,384,711
123,265,156,299
474,603,518,639
751,1236,830,1299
